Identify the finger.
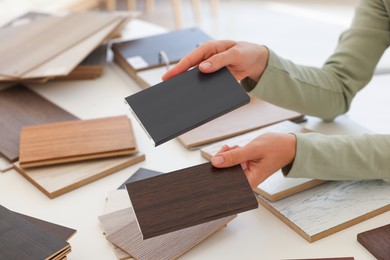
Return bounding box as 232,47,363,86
211,146,252,168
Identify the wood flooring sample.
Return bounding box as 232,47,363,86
106,209,236,260
357,224,390,260
178,95,303,149
200,120,324,201
0,85,77,162
0,205,70,260
126,162,257,239
125,67,250,146
19,115,137,168
14,152,145,199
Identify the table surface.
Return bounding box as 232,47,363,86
0,19,389,260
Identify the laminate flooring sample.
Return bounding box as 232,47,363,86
257,180,390,242
19,115,137,168
200,121,325,201
107,210,236,260
117,167,163,189
0,85,77,162
125,67,249,146
14,152,145,198
0,205,70,259
357,224,390,260
178,96,303,149
126,162,257,239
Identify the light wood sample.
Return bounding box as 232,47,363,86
0,155,13,173
257,180,390,243
178,95,303,149
14,153,145,199
101,207,236,260
19,116,137,168
200,120,325,201
0,85,77,162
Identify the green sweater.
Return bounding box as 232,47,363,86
243,0,390,180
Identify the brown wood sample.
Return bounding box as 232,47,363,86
0,85,77,162
14,152,145,199
178,95,303,149
126,162,257,239
19,115,137,168
0,205,71,260
357,224,390,260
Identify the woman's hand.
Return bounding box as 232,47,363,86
211,133,297,188
162,40,269,82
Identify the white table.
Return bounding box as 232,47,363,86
0,19,389,260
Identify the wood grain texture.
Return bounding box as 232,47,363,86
0,85,77,162
126,162,257,239
257,180,390,243
0,205,70,260
19,115,137,168
357,224,390,260
14,153,145,199
178,96,303,149
200,120,325,201
125,66,249,146
104,207,236,260
0,12,120,77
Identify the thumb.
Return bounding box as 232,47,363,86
199,52,228,73
211,146,248,168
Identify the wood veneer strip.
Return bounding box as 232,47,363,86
357,224,390,260
0,85,77,162
14,153,145,199
178,96,303,149
126,162,257,239
200,120,324,201
19,115,137,168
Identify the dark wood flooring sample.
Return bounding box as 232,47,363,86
117,167,163,189
0,85,77,162
357,224,390,260
126,162,258,239
125,67,250,146
0,205,70,259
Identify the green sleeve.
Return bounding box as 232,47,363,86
244,0,390,121
285,133,390,180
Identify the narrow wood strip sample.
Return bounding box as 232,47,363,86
19,115,137,168
0,205,70,259
126,162,257,239
104,207,236,260
257,180,390,242
178,96,303,149
14,153,145,199
200,120,324,201
357,224,390,260
0,85,77,162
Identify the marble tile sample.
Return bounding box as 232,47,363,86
19,115,137,168
357,224,390,260
178,96,303,149
14,153,145,199
200,121,325,201
257,180,390,242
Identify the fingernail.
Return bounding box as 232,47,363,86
212,155,224,166
200,61,211,70
241,162,248,171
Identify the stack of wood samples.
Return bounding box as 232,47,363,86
200,120,325,201
0,205,76,259
257,180,390,242
0,84,77,163
0,12,129,83
357,224,390,260
178,95,304,149
112,27,211,89
126,162,257,239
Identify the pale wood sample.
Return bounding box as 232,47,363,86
200,120,325,201
19,116,137,168
0,155,13,173
102,207,236,260
0,12,120,78
257,180,390,243
14,153,145,199
104,190,132,215
178,95,303,149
